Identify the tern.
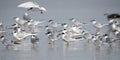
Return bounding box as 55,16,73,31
23,13,32,21
102,34,116,47
18,1,47,14
91,19,108,32
45,31,60,44
13,17,28,27
12,30,36,41
48,20,61,28
70,18,81,26
30,35,39,47
0,23,7,35
0,36,12,48
61,32,81,46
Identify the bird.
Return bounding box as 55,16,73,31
91,19,108,32
71,25,81,34
45,31,60,44
23,13,32,21
70,18,81,26
12,29,36,41
48,20,61,28
0,36,12,48
91,32,103,47
104,13,120,20
30,35,39,47
112,30,120,39
110,21,120,32
0,22,7,35
18,1,47,14
13,17,28,27
102,34,115,47
27,20,44,33
83,32,93,43
45,25,54,34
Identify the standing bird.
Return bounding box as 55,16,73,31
48,20,61,28
69,18,85,27
27,20,44,33
91,19,108,32
13,17,28,27
23,13,32,21
12,29,36,42
0,22,7,36
18,1,47,14
30,35,39,47
0,36,12,48
102,34,115,47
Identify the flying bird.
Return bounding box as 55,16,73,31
18,1,47,14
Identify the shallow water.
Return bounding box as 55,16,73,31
0,0,120,60
0,28,120,60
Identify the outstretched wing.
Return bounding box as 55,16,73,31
18,1,39,8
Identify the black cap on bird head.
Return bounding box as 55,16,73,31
105,13,120,20
48,20,53,22
0,36,4,38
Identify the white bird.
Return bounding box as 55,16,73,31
13,17,28,26
30,35,39,46
91,32,103,47
0,23,7,35
0,36,12,48
91,19,108,32
112,30,120,38
45,31,60,44
27,20,44,33
110,21,120,32
102,34,115,47
23,13,32,21
61,32,81,46
71,25,81,34
48,20,61,28
18,1,47,14
83,32,93,43
69,18,81,26
13,30,36,41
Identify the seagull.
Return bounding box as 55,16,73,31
11,23,20,30
0,36,12,48
104,13,120,20
91,32,103,47
61,32,81,46
45,31,60,44
110,21,120,32
102,34,115,47
18,1,47,14
91,19,108,32
61,23,69,28
48,20,61,28
69,18,86,27
23,13,32,21
27,20,44,33
30,35,39,47
71,25,81,34
83,32,93,43
12,30,36,41
13,17,28,27
0,23,7,35
45,25,54,34
69,18,81,26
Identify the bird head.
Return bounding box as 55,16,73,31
0,36,4,39
90,19,96,22
48,20,53,22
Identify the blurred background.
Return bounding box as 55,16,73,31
0,0,120,60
